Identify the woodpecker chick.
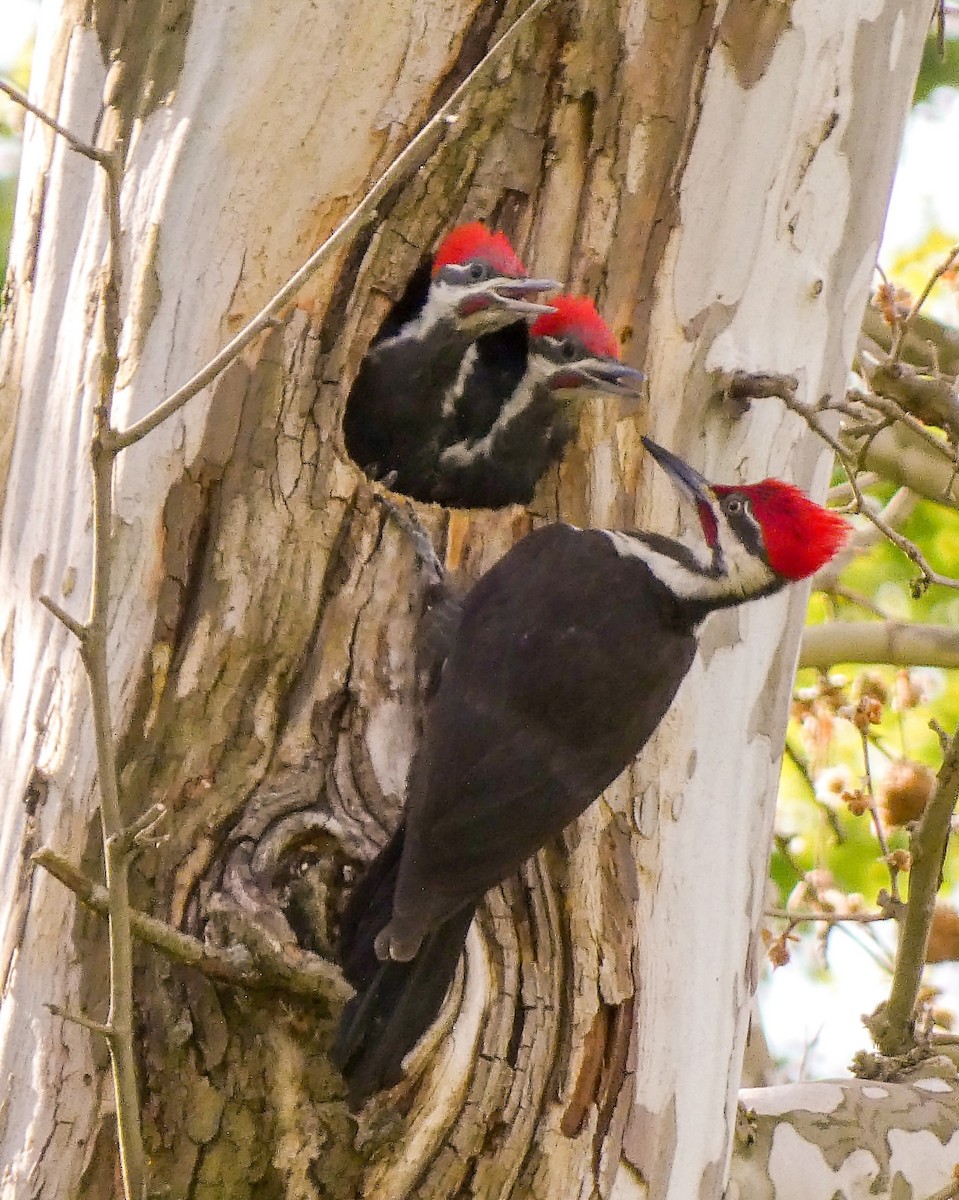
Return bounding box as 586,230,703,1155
333,440,847,1107
343,223,557,494
431,294,644,508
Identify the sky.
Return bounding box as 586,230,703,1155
883,87,959,260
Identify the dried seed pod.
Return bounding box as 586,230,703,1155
878,759,936,827
884,848,912,873
853,671,889,707
875,281,913,325
926,905,959,964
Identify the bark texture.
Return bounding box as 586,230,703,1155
731,1056,959,1200
0,1,929,1198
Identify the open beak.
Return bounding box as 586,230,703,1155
641,437,723,554
560,358,645,397
482,275,561,316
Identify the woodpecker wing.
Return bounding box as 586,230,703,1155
384,523,699,954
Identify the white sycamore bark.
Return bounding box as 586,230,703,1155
0,1,937,1198
731,1058,959,1199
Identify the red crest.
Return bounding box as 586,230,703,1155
714,481,849,580
531,295,620,359
432,223,527,279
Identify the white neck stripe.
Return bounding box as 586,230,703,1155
600,528,778,603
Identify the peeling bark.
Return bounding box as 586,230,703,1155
0,1,931,1198
731,1056,959,1200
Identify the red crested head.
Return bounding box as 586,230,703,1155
531,295,621,359
715,480,849,580
432,223,527,279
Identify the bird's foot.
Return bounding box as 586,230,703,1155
373,492,445,585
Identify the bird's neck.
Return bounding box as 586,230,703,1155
601,529,783,612
382,300,468,351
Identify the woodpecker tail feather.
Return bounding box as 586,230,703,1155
338,826,407,990
332,904,475,1109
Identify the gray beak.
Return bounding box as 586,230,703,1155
546,359,645,417
486,276,561,316
641,437,717,507
642,437,724,563
577,358,645,396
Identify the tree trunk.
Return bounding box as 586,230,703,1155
0,1,929,1198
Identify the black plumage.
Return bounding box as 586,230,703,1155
342,224,557,501
334,524,702,1106
333,439,848,1108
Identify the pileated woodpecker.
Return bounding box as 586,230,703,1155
333,439,847,1107
343,223,557,495
430,294,644,508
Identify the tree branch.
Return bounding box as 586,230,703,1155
72,137,149,1200
109,0,556,451
799,621,959,670
863,302,959,378
847,419,959,511
889,243,959,363
840,379,959,463
46,1003,114,1037
0,76,105,163
766,907,896,926
39,593,88,641
33,849,350,1002
779,390,959,590
866,725,959,1056
861,360,959,437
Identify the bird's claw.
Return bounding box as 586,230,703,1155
373,492,445,584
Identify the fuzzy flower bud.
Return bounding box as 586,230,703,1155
878,759,936,827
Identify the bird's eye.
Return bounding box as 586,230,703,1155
725,497,744,515
560,338,578,361
468,262,487,282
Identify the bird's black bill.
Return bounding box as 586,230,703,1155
641,438,714,504
641,437,721,548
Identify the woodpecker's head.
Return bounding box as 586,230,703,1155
639,437,848,604
427,223,558,336
528,296,645,400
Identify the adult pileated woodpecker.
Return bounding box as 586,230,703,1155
333,439,847,1107
430,294,644,508
343,223,557,495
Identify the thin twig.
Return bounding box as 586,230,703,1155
823,587,887,618
75,139,149,1200
782,391,959,591
832,918,897,974
46,1003,113,1037
0,76,105,163
39,593,87,641
868,725,959,1056
766,907,896,926
11,67,148,1195
782,740,845,841
890,243,959,363
859,729,898,902
109,0,556,452
839,388,958,465
828,473,880,505
33,848,351,1001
